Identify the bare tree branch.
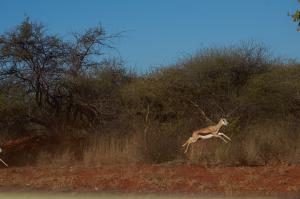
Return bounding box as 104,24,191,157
189,100,213,124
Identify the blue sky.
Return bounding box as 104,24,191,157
1,0,300,72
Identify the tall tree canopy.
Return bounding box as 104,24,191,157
0,18,126,133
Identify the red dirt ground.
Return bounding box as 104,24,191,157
0,164,299,196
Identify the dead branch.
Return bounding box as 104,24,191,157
189,100,213,124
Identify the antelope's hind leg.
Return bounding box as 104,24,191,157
182,140,188,147
183,137,194,153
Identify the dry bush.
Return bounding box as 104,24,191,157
241,118,300,165
139,118,196,163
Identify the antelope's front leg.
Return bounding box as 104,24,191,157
214,134,228,143
219,132,231,141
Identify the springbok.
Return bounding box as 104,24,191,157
182,118,231,153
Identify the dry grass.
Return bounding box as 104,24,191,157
182,118,300,166
11,116,300,167
35,134,141,167
36,150,74,167
82,134,141,166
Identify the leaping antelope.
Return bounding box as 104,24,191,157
182,118,231,153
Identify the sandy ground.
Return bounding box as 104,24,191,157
0,164,299,198
0,192,282,199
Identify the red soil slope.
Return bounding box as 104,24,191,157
0,164,299,196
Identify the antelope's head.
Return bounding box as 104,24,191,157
220,118,229,126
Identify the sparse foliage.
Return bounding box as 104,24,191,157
0,18,127,134
290,0,300,30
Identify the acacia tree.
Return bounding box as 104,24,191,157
0,18,121,133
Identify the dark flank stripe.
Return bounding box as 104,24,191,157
196,132,213,136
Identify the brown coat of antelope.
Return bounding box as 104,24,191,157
182,118,231,153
